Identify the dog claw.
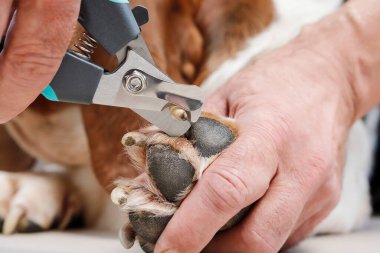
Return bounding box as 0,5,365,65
111,187,126,206
3,206,24,235
58,194,82,230
122,133,147,147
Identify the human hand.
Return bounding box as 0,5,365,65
0,0,80,123
154,35,357,253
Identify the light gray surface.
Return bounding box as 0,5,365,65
0,230,140,253
289,217,380,253
1,218,380,253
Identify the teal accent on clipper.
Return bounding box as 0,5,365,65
42,85,59,102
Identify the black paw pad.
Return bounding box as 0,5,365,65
18,220,43,233
138,236,155,253
186,117,235,157
147,144,195,202
66,213,85,229
129,211,173,244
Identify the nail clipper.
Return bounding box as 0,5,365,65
42,0,204,136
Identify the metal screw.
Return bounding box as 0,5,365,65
170,106,188,121
123,70,146,94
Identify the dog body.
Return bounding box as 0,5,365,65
0,0,372,241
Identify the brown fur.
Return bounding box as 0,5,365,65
0,125,34,171
1,0,274,193
196,0,274,82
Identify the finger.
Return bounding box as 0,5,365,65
203,82,229,116
0,0,80,123
155,131,279,253
204,174,313,253
0,0,13,36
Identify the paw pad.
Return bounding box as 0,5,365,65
186,117,235,157
147,144,195,203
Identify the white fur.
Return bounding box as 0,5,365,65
202,0,343,96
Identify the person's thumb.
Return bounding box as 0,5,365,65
203,83,230,116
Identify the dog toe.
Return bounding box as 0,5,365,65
129,211,173,244
121,132,147,147
147,144,195,202
186,117,235,157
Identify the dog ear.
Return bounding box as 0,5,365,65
195,0,274,83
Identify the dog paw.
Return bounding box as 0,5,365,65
112,113,250,252
0,171,82,234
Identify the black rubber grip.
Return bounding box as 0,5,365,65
49,52,103,104
79,0,140,55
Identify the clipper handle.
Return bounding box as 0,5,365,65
42,52,103,104
43,1,146,104
79,0,140,54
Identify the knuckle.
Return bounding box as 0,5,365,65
6,43,61,82
203,166,251,212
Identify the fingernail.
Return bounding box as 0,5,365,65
160,249,178,253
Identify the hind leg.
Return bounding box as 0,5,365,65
0,168,82,234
